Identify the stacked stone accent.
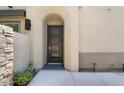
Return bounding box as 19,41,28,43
0,25,14,86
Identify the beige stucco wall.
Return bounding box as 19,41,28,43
80,6,124,52
1,6,124,71
13,32,30,72
2,6,124,71
79,53,124,70
79,7,124,70
26,6,79,71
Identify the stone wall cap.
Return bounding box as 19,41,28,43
0,25,13,33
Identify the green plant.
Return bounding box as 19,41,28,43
13,64,34,86
27,64,34,72
14,70,32,86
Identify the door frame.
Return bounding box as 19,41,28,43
47,25,64,63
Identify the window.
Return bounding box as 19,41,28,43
0,21,20,32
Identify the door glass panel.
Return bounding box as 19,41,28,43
52,52,59,57
51,45,59,51
47,26,63,63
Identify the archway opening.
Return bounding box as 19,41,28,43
43,13,64,69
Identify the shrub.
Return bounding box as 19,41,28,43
13,64,33,86
27,64,34,72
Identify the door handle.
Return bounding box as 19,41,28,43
48,46,51,51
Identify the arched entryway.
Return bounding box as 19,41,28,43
43,14,64,67
27,6,79,71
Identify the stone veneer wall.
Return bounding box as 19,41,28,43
0,25,14,86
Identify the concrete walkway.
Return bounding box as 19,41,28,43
28,70,124,86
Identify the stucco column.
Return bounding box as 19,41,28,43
26,7,45,69
65,7,79,71
70,7,79,71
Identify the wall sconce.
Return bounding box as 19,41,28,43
25,19,31,30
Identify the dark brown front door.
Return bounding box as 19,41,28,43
47,25,63,63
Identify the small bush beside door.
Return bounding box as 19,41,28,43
13,64,34,86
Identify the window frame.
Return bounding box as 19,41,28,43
0,21,21,32
0,16,26,34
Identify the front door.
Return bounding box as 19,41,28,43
47,26,63,63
